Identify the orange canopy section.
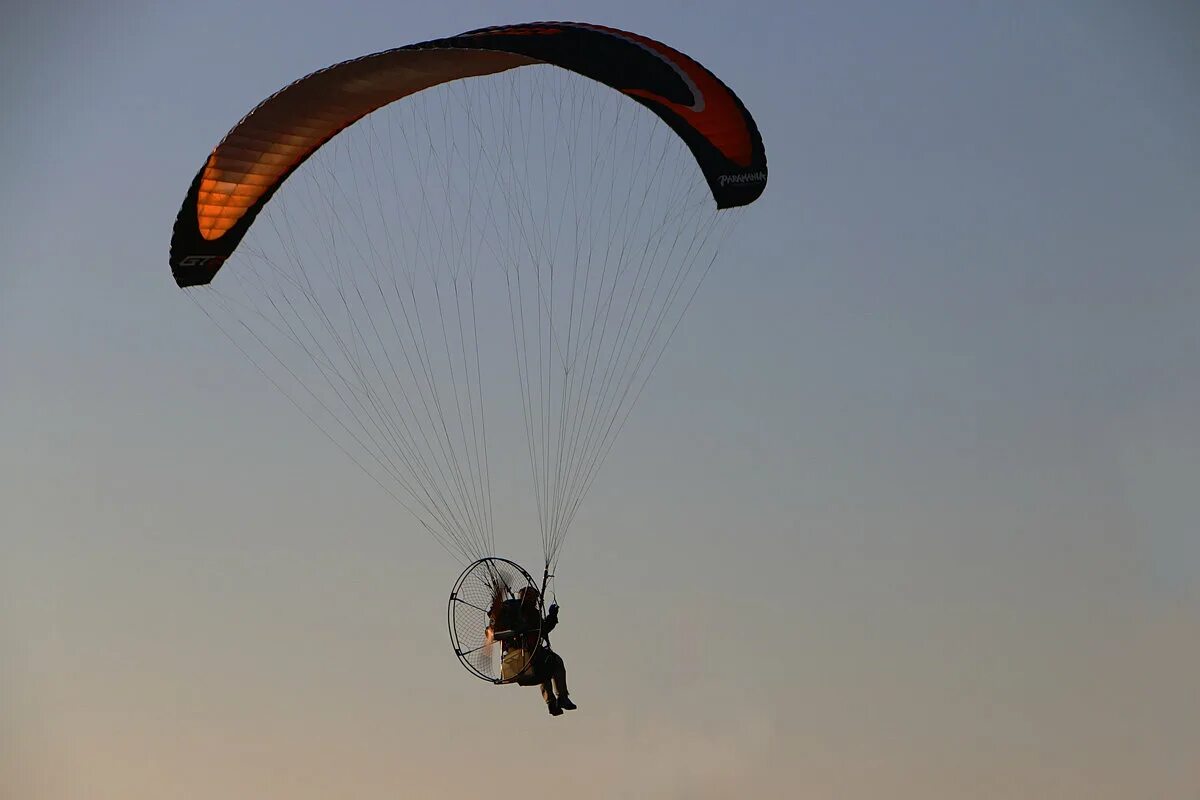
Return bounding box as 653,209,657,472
195,49,534,241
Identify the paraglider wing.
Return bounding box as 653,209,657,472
168,20,768,573
169,21,767,288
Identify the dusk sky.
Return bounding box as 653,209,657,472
3,2,1199,798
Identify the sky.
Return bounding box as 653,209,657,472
2,1,1199,797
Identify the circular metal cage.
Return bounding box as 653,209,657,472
448,557,542,684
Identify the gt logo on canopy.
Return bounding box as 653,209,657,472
177,255,225,268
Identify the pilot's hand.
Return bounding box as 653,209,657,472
548,603,559,617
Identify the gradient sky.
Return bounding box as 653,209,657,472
3,1,1199,798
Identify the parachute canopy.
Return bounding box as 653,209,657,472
170,22,766,287
170,22,766,569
